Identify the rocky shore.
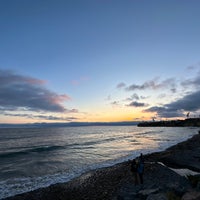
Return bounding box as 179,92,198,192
4,131,200,200
138,118,200,127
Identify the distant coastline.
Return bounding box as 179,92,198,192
0,121,139,129
2,118,200,128
138,118,200,127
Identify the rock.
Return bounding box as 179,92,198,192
188,174,200,188
139,188,159,196
114,163,191,200
145,134,200,172
143,163,191,193
146,193,167,200
197,181,200,191
181,190,200,200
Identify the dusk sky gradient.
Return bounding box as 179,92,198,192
0,0,200,123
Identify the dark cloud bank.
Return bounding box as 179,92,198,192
118,72,200,118
145,90,200,118
145,73,200,118
0,70,77,119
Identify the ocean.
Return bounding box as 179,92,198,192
0,125,199,199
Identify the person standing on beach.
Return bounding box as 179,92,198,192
137,153,144,184
130,159,139,185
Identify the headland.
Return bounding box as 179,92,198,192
138,118,200,127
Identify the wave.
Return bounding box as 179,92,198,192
0,137,120,159
0,145,65,159
0,171,78,199
85,135,130,147
135,130,163,136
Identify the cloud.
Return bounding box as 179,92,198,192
33,115,78,121
181,72,200,89
3,112,78,121
187,65,196,71
140,95,149,100
68,109,79,113
111,101,120,106
165,90,200,111
116,82,126,89
125,79,157,91
144,106,184,118
118,77,176,92
0,70,72,113
186,62,200,71
127,101,149,107
144,90,200,118
125,93,149,101
133,116,145,121
114,67,200,119
126,93,139,101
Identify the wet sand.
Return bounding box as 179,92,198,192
4,131,200,200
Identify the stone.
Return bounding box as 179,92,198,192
146,193,167,200
139,188,159,196
197,181,200,191
181,190,200,200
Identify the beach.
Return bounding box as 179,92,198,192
3,130,200,200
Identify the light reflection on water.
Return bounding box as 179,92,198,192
0,126,199,199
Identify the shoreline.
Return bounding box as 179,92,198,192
4,131,200,200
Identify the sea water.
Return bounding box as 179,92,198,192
0,125,199,199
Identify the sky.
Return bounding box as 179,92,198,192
0,0,200,123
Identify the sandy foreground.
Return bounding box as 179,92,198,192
4,131,200,200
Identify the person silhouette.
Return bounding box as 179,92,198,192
137,153,144,184
130,159,139,185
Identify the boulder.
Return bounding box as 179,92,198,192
146,193,167,200
139,188,159,196
182,190,200,200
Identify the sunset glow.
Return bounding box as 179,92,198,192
0,1,200,124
